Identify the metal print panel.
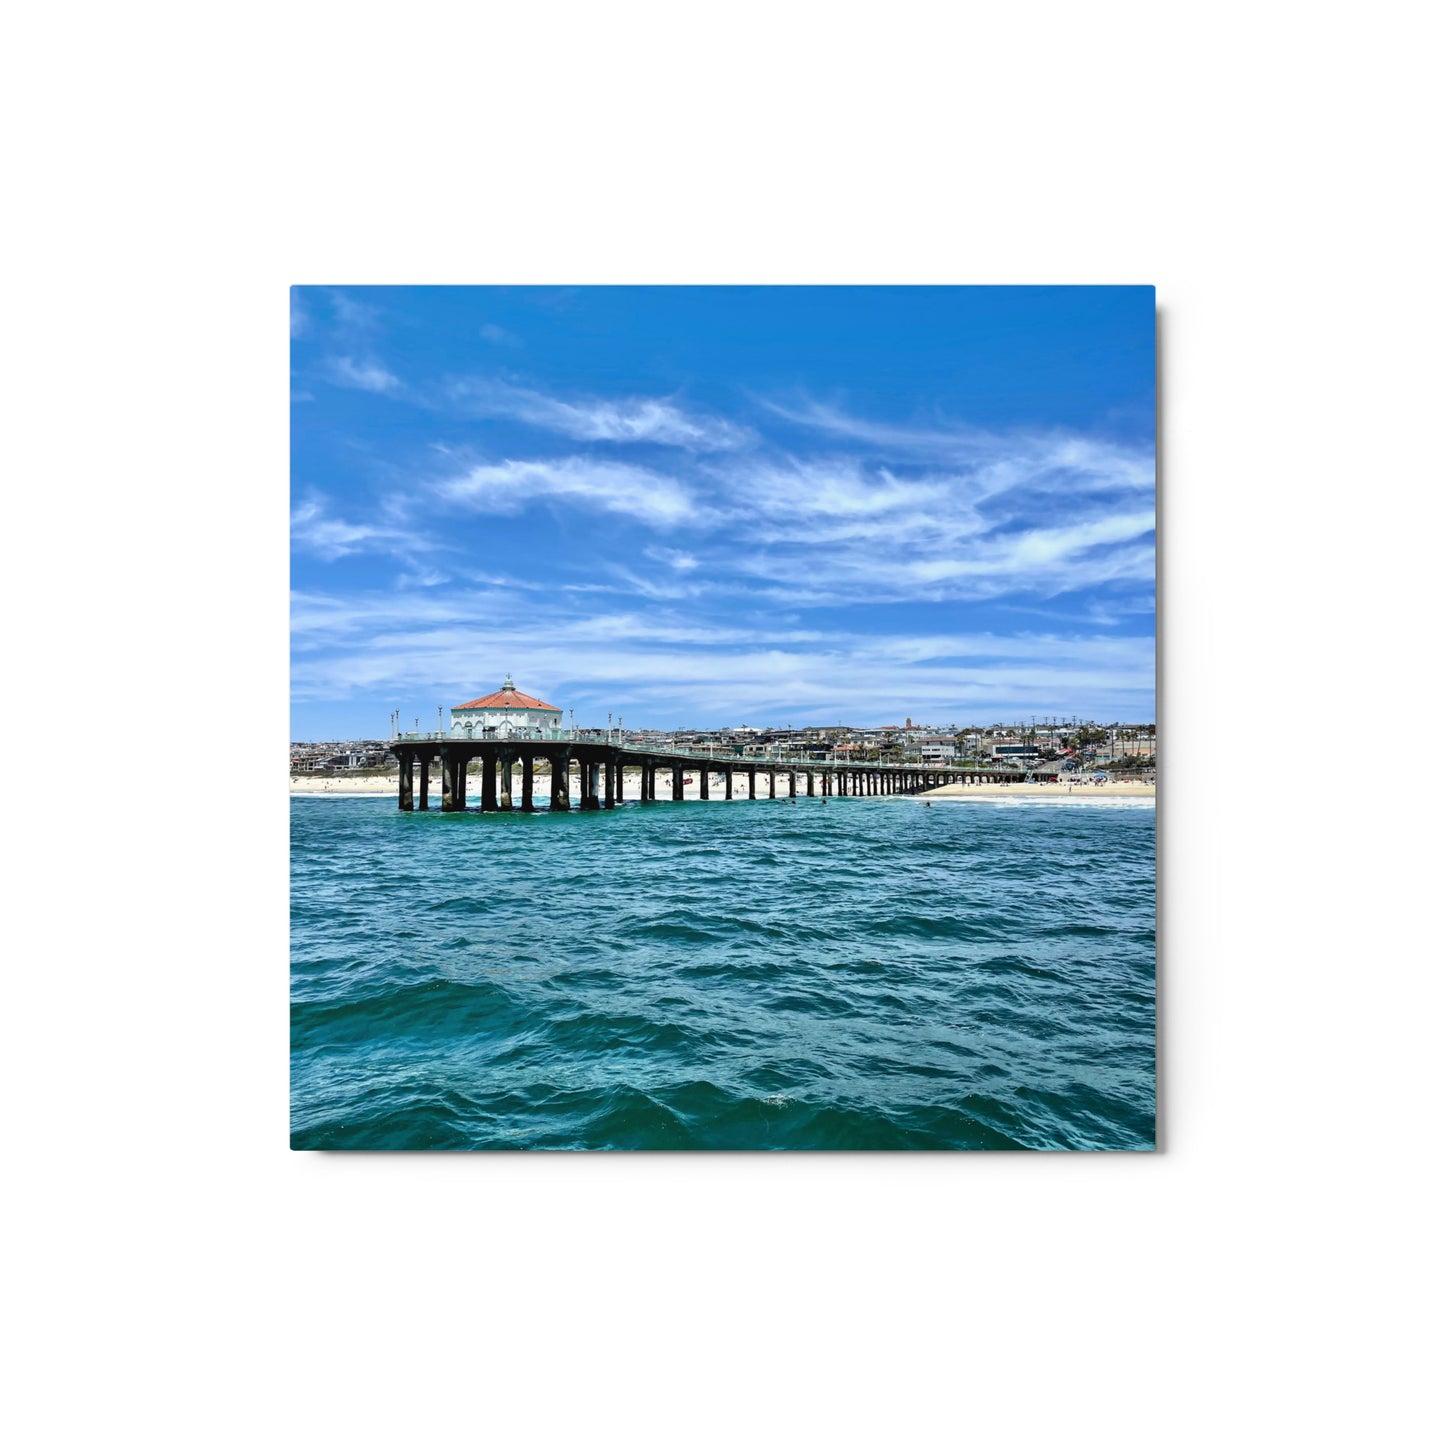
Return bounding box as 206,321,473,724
290,285,1156,1150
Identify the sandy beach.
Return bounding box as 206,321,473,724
292,774,405,796
920,780,1154,799
292,770,839,802
292,771,1154,802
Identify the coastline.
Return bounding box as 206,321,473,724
921,780,1154,799
291,776,400,796
290,773,1155,801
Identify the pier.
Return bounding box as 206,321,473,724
387,736,1028,813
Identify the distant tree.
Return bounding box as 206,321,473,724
1103,754,1152,773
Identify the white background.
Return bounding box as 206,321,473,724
5,3,1438,1440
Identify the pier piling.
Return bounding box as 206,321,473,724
387,738,1009,818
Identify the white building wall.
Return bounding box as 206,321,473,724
450,707,562,737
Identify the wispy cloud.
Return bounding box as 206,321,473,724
434,455,701,529
479,323,521,347
760,397,986,456
289,582,1155,724
329,290,382,335
320,402,1153,605
395,567,450,589
762,397,1155,490
323,356,402,395
290,495,439,562
683,437,1155,605
296,289,406,397
446,378,751,450
292,357,1155,728
644,547,700,572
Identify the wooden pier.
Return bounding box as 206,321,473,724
387,738,1027,813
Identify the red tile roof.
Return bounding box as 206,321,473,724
454,684,560,712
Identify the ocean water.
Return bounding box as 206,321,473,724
291,794,1155,1150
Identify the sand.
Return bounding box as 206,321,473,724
920,780,1154,799
291,775,403,796
292,770,814,802
292,770,1153,802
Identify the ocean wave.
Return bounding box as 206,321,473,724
291,793,1156,1150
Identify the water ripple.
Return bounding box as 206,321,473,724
291,796,1155,1149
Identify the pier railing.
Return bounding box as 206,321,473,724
391,730,1017,773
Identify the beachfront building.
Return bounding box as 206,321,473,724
992,741,1042,760
450,675,563,739
915,735,959,761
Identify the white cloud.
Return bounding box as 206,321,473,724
673,441,1156,604
479,323,520,346
761,397,1154,491
290,496,439,562
722,456,952,521
644,547,700,571
759,397,984,456
289,583,1155,723
395,567,450,588
313,415,1154,605
329,290,381,334
323,356,401,395
292,388,1155,727
447,378,751,450
434,456,700,528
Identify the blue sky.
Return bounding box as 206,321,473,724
291,286,1155,739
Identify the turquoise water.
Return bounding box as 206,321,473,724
291,794,1155,1150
